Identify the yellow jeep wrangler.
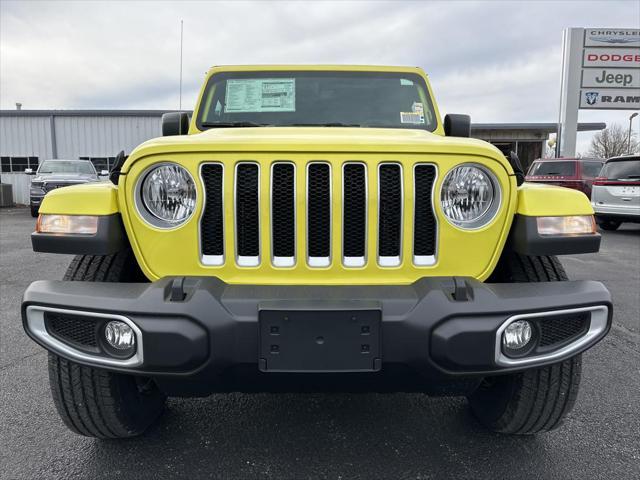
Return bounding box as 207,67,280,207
22,65,611,438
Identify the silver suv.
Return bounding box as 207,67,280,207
26,159,106,217
592,155,640,231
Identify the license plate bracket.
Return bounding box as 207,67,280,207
258,309,381,372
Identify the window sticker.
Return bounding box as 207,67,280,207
400,78,414,86
224,78,295,113
412,102,425,123
400,112,424,124
400,103,425,124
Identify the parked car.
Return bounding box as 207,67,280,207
26,159,106,217
22,65,610,439
525,157,604,199
591,155,640,230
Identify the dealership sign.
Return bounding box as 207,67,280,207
583,29,640,47
583,48,640,68
580,89,640,109
579,40,640,110
581,68,639,88
558,27,640,156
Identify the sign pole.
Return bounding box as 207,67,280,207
557,28,584,158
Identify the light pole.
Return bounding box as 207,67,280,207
629,112,639,154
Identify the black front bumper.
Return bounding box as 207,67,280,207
22,277,612,395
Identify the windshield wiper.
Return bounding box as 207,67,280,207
201,121,272,128
285,122,361,127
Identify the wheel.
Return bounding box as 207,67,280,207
598,219,621,231
468,252,582,434
48,250,165,439
30,206,38,217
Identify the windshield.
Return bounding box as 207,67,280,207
38,161,96,174
601,159,640,180
196,71,438,131
528,161,576,176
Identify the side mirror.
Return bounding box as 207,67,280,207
25,168,34,175
162,112,190,136
100,170,109,176
508,151,525,186
444,114,471,138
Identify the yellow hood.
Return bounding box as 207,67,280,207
122,127,508,173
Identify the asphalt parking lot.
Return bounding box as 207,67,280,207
1,207,638,480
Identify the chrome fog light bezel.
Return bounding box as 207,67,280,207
439,163,501,230
24,306,144,367
494,306,609,367
135,162,197,229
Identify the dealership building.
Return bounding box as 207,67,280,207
0,109,605,204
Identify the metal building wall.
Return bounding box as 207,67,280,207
0,116,54,157
54,116,160,158
1,112,163,160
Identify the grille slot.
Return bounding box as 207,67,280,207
537,312,590,349
45,311,100,352
307,163,331,266
378,164,402,266
200,163,224,264
343,163,367,266
271,163,296,266
413,164,437,264
235,163,260,265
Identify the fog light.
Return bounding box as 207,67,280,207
502,320,532,350
104,321,135,350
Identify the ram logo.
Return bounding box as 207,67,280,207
585,91,599,105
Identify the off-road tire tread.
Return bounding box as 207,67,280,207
470,252,581,434
48,250,164,439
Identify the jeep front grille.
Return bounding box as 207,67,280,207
343,163,367,266
271,163,296,266
200,163,224,265
413,164,437,265
235,163,260,266
199,161,437,269
307,163,332,266
378,164,403,266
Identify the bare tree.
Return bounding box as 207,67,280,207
587,123,639,159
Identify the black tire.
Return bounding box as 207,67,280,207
30,206,38,217
468,252,582,434
598,219,621,231
48,250,165,439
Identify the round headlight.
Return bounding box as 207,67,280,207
440,164,500,229
138,163,196,227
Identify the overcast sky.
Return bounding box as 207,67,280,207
1,0,638,153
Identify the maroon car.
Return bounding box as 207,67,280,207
525,158,604,199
